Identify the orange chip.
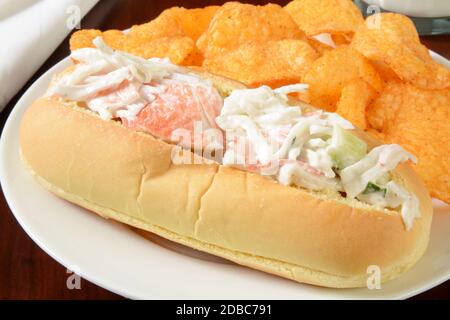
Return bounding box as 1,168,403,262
284,0,364,36
369,60,401,83
366,81,450,202
351,13,450,89
335,79,376,129
197,2,306,57
70,29,102,51
122,36,199,66
156,6,219,41
101,30,127,50
70,29,199,66
70,29,126,51
302,47,383,111
366,128,386,142
366,80,403,132
127,11,185,41
331,33,352,46
202,39,318,88
306,37,333,56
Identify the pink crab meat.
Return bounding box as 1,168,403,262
122,80,223,142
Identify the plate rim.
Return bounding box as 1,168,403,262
1,50,449,300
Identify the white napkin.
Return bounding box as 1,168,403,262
0,0,98,111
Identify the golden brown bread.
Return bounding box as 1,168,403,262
19,71,433,288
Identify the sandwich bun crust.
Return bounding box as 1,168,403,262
19,71,432,288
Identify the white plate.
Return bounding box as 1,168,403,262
1,52,449,300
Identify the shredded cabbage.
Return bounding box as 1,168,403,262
340,144,416,198
217,85,421,230
48,37,180,121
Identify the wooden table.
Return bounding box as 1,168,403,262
0,0,449,300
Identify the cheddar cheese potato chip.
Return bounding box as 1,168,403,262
70,29,128,51
366,81,403,133
336,79,376,129
155,6,219,41
366,81,450,203
284,0,364,36
306,37,333,56
369,60,402,82
141,6,220,41
70,29,102,51
123,36,199,65
125,5,219,42
331,33,351,46
351,13,450,89
302,47,383,111
197,2,306,57
71,31,199,66
127,12,185,41
202,39,318,88
70,29,199,66
101,30,127,50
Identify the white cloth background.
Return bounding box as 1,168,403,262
0,0,98,111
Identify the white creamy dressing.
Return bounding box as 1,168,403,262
217,86,420,230
47,37,211,121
